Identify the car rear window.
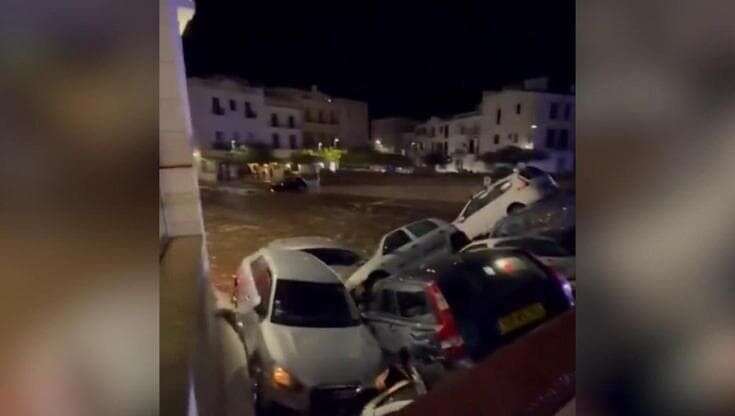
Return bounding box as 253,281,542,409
396,289,436,324
301,248,360,266
519,166,546,180
406,220,438,238
495,239,569,257
271,280,360,328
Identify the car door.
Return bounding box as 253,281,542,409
405,220,447,266
363,286,404,353
458,180,513,239
379,229,416,273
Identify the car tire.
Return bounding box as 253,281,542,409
450,231,471,252
507,203,526,215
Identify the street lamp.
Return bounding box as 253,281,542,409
334,137,340,147
531,124,538,129
318,141,323,150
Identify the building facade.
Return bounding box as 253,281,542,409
265,85,369,149
411,78,575,173
370,117,420,154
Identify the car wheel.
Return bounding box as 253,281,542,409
507,203,526,215
450,231,471,252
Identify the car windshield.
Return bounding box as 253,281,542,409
271,280,360,327
496,238,569,257
301,248,360,266
462,181,511,219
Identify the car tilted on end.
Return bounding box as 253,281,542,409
344,218,470,298
361,248,574,367
453,166,559,240
234,248,386,414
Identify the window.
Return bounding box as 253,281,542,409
305,109,313,122
494,134,500,145
271,280,359,327
303,134,315,148
519,166,547,180
513,133,519,143
444,125,449,138
443,141,449,155
318,110,325,123
546,129,557,148
430,127,435,137
564,103,572,120
272,133,280,148
549,103,559,119
330,111,338,124
229,99,236,111
496,108,502,125
250,256,273,318
396,290,435,322
271,113,279,127
516,103,522,114
383,230,411,255
289,134,297,149
232,131,240,141
247,131,255,140
469,139,475,154
406,219,438,238
379,290,398,315
244,102,256,118
288,115,295,128
301,248,360,266
215,131,224,141
559,129,569,150
211,97,224,115
461,180,512,219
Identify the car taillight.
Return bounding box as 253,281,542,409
425,282,466,361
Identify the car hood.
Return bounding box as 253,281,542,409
330,265,361,283
262,322,384,387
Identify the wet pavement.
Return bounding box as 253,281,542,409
201,186,465,298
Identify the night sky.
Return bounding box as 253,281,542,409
183,0,574,120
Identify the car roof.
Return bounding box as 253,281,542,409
261,248,341,284
381,248,531,287
268,236,355,251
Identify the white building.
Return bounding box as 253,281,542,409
187,77,269,151
412,78,575,173
265,85,369,149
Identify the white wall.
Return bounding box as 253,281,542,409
187,78,269,150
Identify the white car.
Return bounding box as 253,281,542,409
344,218,469,295
453,166,558,240
268,236,364,282
461,235,576,287
234,248,385,413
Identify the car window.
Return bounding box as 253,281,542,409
301,248,360,266
383,230,412,255
406,220,438,239
519,166,546,180
271,280,360,327
491,215,527,238
396,289,436,323
462,180,511,219
379,289,398,315
250,256,273,318
496,238,569,257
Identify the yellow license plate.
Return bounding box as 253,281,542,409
498,303,546,335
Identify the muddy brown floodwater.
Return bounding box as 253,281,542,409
200,187,465,297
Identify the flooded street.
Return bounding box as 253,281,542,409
201,186,464,297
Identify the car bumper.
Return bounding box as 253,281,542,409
262,382,374,413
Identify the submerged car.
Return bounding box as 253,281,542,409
462,236,575,288
344,218,470,297
270,176,308,192
361,248,574,365
268,237,364,282
453,166,558,240
233,248,386,414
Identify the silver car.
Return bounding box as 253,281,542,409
234,248,386,413
268,236,364,283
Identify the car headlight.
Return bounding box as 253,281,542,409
374,367,390,391
271,366,304,392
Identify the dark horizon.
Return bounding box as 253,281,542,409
183,0,574,120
